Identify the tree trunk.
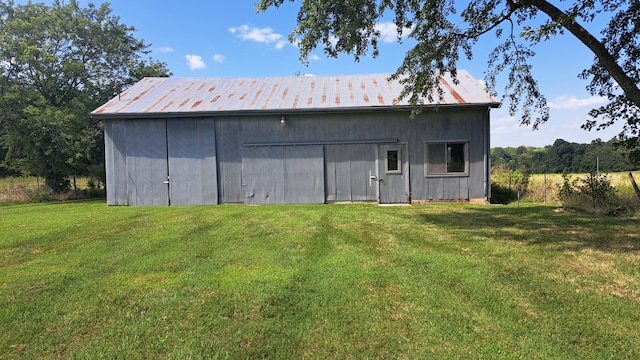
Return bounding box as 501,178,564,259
528,0,640,107
629,172,640,202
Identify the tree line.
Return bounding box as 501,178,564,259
0,0,170,192
491,138,640,174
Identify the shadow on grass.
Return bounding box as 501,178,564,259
409,205,640,253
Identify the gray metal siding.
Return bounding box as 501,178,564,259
216,118,243,203
105,118,218,206
233,109,488,202
242,145,324,205
283,145,324,204
443,178,468,199
167,119,218,205
103,107,491,205
104,120,128,205
468,110,490,199
378,144,409,203
126,120,169,206
325,144,377,202
408,109,488,200
243,146,283,204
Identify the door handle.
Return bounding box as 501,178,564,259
370,174,380,186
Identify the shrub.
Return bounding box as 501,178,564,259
490,183,513,204
491,164,530,204
557,172,623,215
87,164,106,189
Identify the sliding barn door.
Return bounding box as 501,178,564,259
125,119,170,206
167,119,218,205
122,119,218,206
242,145,324,204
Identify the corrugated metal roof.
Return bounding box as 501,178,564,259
91,70,499,118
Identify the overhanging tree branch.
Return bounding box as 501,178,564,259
526,0,640,106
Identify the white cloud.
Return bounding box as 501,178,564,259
185,54,206,70
158,46,174,53
491,114,518,127
548,95,608,110
212,54,225,63
375,21,414,43
230,25,288,49
275,40,287,50
309,54,321,61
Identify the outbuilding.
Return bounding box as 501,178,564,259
91,71,500,206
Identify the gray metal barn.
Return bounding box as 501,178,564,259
91,71,500,206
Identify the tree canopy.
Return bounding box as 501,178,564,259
491,137,639,174
257,0,639,146
0,0,170,192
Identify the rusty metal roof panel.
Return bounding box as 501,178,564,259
91,71,499,117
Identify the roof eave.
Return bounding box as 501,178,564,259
90,102,501,120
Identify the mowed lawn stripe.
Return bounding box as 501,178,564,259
1,201,638,358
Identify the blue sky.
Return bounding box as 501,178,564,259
22,0,629,147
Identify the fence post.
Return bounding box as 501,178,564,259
544,173,547,204
629,172,640,201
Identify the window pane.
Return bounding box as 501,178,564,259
447,143,466,172
427,143,446,174
387,150,399,172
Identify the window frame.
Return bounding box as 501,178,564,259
385,148,402,174
424,140,469,177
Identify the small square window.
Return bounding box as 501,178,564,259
386,150,401,174
425,141,468,176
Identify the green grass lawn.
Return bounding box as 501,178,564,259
1,201,639,358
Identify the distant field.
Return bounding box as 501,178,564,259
525,171,640,204
1,201,639,358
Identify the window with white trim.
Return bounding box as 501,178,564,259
425,141,469,176
386,149,401,174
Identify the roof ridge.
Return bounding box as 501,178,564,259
143,73,399,81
